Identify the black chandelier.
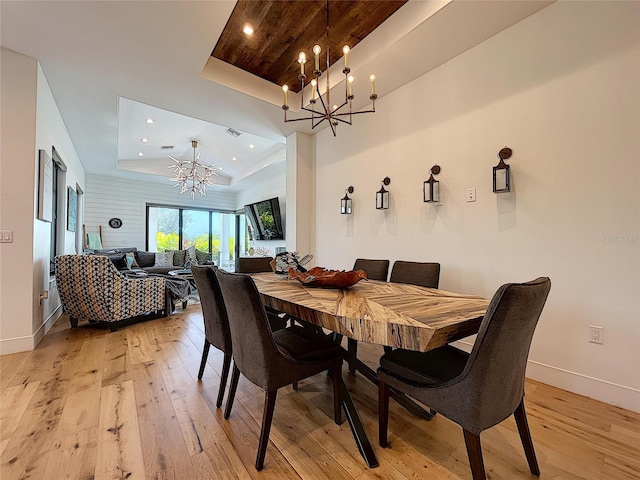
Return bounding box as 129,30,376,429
281,0,377,137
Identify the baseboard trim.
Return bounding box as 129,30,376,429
0,305,62,355
0,335,35,355
33,305,63,347
454,340,640,413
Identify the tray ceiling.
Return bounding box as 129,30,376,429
212,0,407,93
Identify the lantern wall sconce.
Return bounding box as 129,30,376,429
376,177,391,210
423,165,441,203
341,186,354,214
493,147,513,193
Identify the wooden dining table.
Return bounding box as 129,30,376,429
250,272,490,468
251,272,490,352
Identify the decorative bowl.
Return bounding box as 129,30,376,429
288,267,367,289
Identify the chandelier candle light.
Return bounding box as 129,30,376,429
281,0,377,136
167,140,219,199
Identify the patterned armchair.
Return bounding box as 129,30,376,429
55,254,168,330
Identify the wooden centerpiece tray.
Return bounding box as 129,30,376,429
288,267,367,288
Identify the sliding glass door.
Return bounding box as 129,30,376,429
147,205,239,269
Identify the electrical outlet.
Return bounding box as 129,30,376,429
588,325,603,344
0,230,13,243
467,188,476,202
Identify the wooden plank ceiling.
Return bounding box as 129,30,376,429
212,0,407,93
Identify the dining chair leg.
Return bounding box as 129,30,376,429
332,363,343,425
347,338,358,375
197,340,211,380
216,351,232,408
378,380,390,447
514,399,541,476
224,364,240,420
256,390,278,471
462,429,487,480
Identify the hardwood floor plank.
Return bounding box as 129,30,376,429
45,427,99,480
57,336,106,436
260,380,416,480
130,361,199,479
0,326,88,480
0,351,29,390
1,313,638,480
0,381,40,455
155,341,223,456
191,440,253,480
198,380,304,479
126,322,155,365
102,329,133,387
95,380,145,480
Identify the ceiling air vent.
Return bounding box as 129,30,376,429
160,145,174,150
225,128,242,138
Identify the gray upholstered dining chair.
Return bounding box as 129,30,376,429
191,265,232,408
215,269,345,471
237,256,274,273
378,277,551,480
389,260,440,289
353,258,390,282
237,255,288,331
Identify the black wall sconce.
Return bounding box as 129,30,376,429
423,165,441,203
341,186,354,214
376,177,391,210
493,147,513,193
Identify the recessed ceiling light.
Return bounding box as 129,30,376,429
219,166,223,171
249,144,254,149
138,152,144,156
232,157,237,161
243,24,254,36
141,138,149,143
145,118,154,124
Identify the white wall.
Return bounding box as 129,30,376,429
33,63,86,343
285,132,315,259
314,2,639,412
84,173,236,251
0,49,38,353
235,171,286,256
1,49,85,353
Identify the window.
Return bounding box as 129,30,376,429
146,205,240,270
50,147,67,274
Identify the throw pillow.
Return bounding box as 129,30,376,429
125,255,135,269
125,252,139,268
135,251,156,268
154,251,174,267
186,245,198,266
105,253,128,270
195,249,213,265
170,249,187,267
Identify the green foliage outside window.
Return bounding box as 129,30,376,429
156,232,179,251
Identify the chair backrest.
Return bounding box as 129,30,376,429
55,254,118,319
461,277,551,432
389,261,440,288
237,257,274,273
191,265,231,354
353,258,389,281
215,269,285,389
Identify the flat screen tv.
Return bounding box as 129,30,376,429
244,197,284,240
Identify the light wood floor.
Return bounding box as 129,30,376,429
1,307,638,480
